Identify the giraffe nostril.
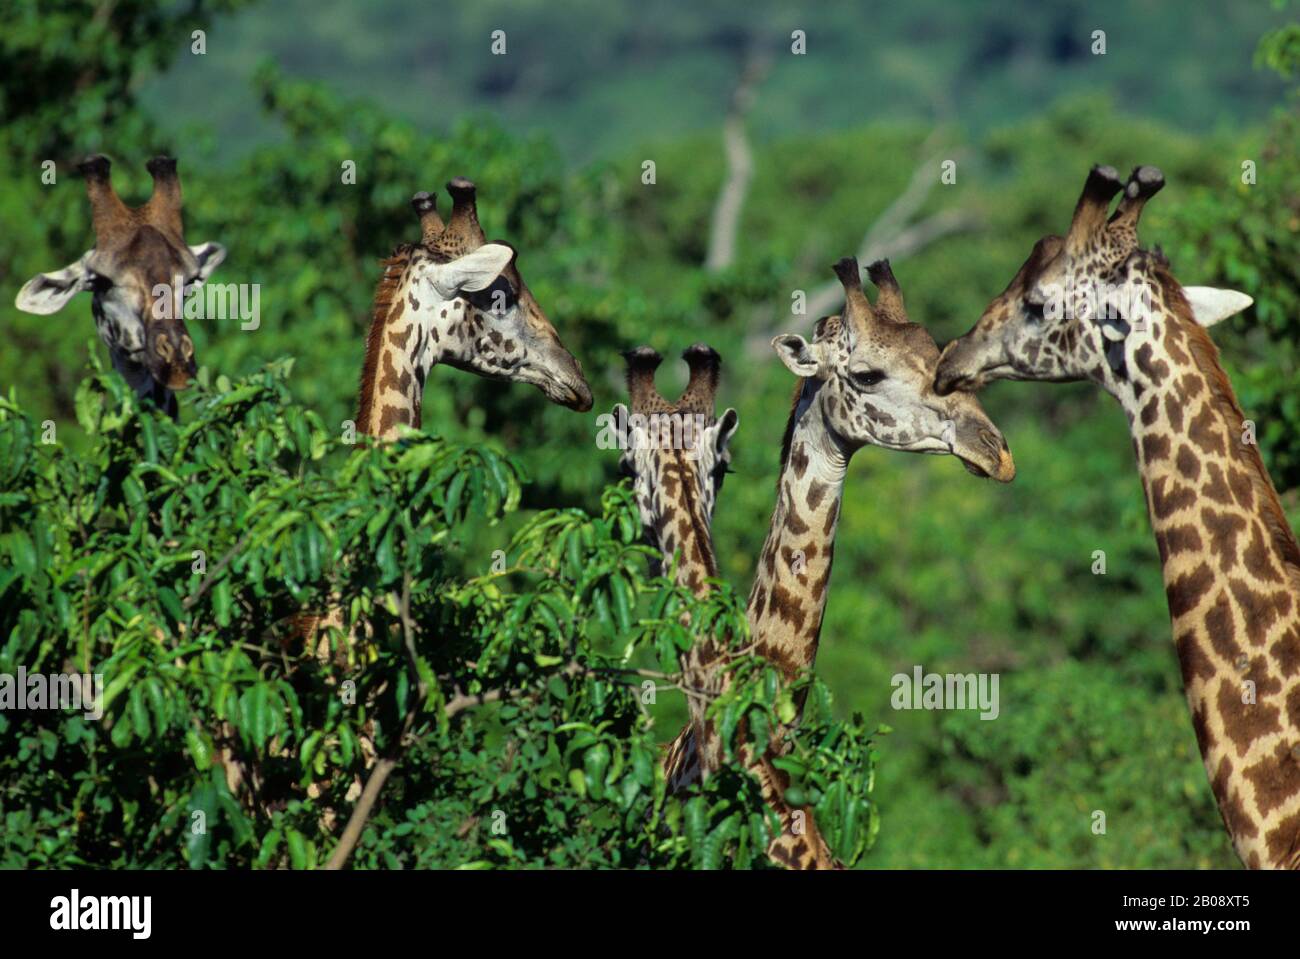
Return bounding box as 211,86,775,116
979,429,1003,456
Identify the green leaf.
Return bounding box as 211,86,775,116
186,729,214,771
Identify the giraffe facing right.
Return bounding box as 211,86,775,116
617,259,1016,868
300,179,595,658
357,177,592,440
935,163,1300,869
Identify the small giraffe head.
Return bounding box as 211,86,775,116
772,257,1015,481
612,344,739,580
401,179,592,411
935,164,1252,395
16,155,226,403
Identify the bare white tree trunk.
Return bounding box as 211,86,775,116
704,51,771,273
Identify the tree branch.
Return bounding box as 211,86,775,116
745,138,980,358
323,651,583,870
184,530,252,610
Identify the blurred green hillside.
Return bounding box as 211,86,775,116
136,0,1289,163
2,0,1298,868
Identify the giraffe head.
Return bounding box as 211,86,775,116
935,164,1252,395
15,155,226,406
398,178,592,411
612,344,739,580
772,257,1015,481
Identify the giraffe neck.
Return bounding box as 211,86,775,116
648,438,727,789
1111,301,1300,869
653,446,722,598
356,247,465,441
745,380,848,684
358,250,423,439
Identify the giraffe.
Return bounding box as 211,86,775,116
301,177,595,654
618,259,1016,868
16,155,227,419
297,179,594,826
356,177,592,440
934,163,1300,869
614,343,845,868
612,343,738,791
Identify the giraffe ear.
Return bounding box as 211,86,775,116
714,407,739,456
772,334,822,378
15,251,95,315
188,242,227,284
429,243,514,297
1183,287,1252,328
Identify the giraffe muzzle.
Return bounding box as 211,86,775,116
953,423,1016,483
149,327,198,390
537,354,593,412
935,337,996,396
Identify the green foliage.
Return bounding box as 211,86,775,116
0,364,877,868
929,661,1235,869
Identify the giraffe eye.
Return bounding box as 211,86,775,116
89,273,112,294
851,370,886,387
465,277,517,315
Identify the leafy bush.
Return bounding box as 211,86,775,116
0,362,878,868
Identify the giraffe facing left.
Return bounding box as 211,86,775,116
16,155,227,419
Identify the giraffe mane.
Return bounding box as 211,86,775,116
778,378,806,476
1157,261,1300,591
356,244,416,436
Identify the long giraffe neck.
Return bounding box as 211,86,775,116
653,440,729,789
356,248,426,439
745,381,847,688
654,446,723,598
302,248,441,655
1114,294,1300,869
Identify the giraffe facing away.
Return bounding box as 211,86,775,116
16,155,227,419
356,177,592,441
613,344,739,793
614,344,848,868
935,164,1300,869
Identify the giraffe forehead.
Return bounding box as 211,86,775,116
96,226,194,285
853,323,940,371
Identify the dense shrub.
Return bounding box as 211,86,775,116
0,362,878,868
